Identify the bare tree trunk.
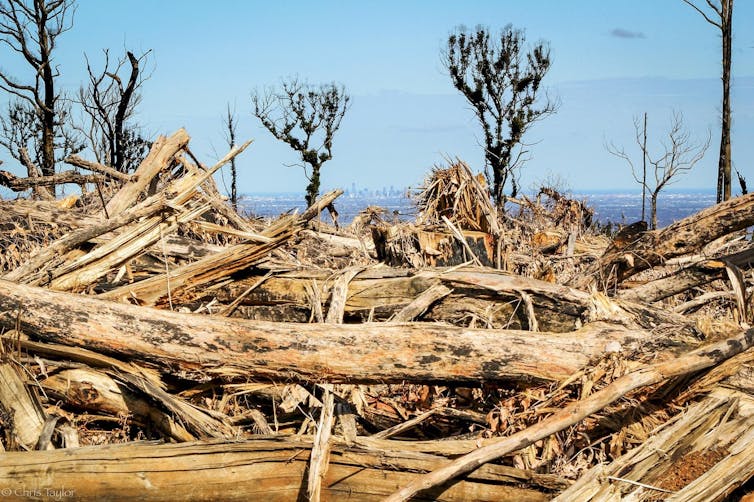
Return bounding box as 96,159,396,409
650,190,658,230
224,103,238,210
306,163,322,207
114,52,140,173
40,31,56,192
642,112,647,220
719,0,733,202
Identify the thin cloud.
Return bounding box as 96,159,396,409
610,28,646,39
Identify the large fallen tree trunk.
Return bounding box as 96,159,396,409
617,245,754,304
0,280,699,384
218,266,695,333
572,192,754,290
0,437,565,501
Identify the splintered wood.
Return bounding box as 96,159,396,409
2,150,754,500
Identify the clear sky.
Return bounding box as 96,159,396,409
1,0,753,195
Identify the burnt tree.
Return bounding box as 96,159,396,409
223,102,239,211
252,78,349,207
444,25,557,207
0,0,76,188
78,49,151,173
682,0,733,202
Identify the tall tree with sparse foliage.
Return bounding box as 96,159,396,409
252,77,349,207
0,0,76,187
682,0,733,202
444,24,557,208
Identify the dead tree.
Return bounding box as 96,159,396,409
0,99,81,188
682,0,733,203
77,49,151,173
444,25,557,207
223,103,239,211
0,0,76,187
252,77,349,207
607,112,710,230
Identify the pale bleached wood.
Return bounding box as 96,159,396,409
99,190,342,305
572,192,754,290
307,387,334,502
104,130,189,216
47,201,211,290
325,266,365,324
0,437,559,501
617,245,754,304
0,280,701,384
41,141,253,292
0,361,47,450
2,193,167,283
64,154,133,183
390,284,452,322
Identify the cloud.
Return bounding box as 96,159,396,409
610,28,646,39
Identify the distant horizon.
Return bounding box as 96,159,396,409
238,186,720,197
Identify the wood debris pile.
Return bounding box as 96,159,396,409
1,136,754,500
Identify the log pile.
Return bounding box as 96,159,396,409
1,142,754,500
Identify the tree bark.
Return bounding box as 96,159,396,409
0,280,698,384
719,0,733,202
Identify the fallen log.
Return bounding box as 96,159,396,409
40,368,194,442
617,245,754,304
0,280,702,384
572,192,754,290
217,266,695,333
0,437,564,501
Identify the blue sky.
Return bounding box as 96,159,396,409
1,0,753,195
